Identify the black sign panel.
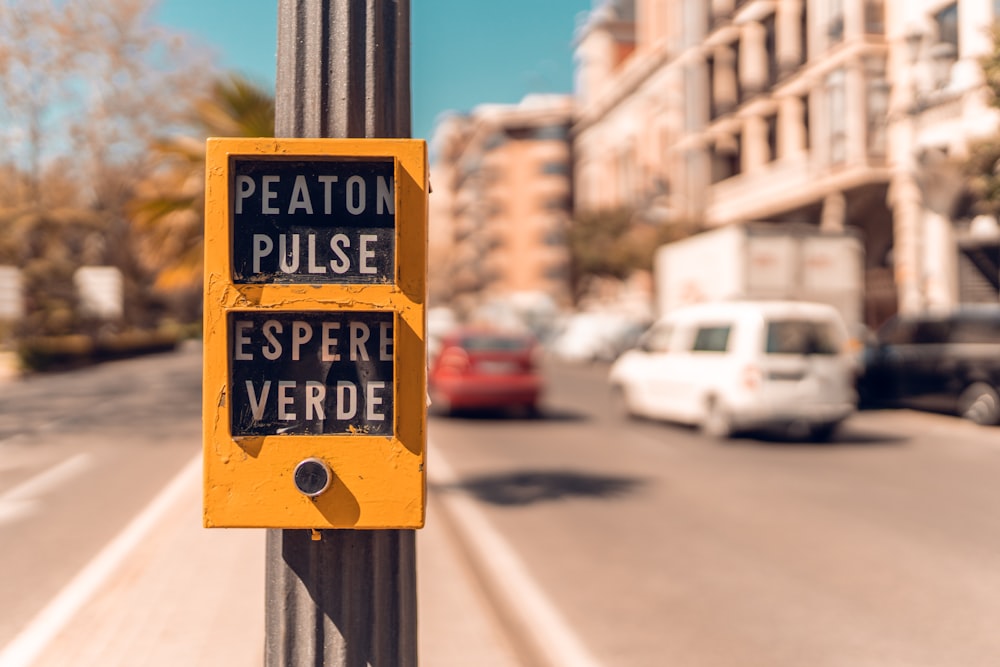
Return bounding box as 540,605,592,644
229,311,394,436
231,158,395,284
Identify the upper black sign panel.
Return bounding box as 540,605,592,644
231,158,395,284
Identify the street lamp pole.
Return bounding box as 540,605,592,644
266,2,417,665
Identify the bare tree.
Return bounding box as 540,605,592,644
0,0,216,335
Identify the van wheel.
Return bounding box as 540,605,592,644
701,397,732,439
958,382,1000,426
809,421,840,442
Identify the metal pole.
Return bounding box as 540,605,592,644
266,2,416,666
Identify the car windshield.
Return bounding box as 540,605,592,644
765,319,840,355
459,334,531,352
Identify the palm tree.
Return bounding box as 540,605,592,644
130,73,275,316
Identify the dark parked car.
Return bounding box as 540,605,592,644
428,328,543,416
857,307,1000,425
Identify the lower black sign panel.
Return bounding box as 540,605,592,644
229,311,394,436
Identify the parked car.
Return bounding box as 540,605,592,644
428,328,542,416
856,307,1000,425
608,300,857,440
549,311,650,363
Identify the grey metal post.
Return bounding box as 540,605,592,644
266,1,416,666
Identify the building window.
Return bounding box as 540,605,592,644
543,196,570,212
506,125,568,141
483,132,506,151
827,70,847,165
534,124,570,141
545,262,570,282
711,133,742,183
732,39,743,105
800,2,809,65
763,13,778,87
865,0,884,34
540,161,568,176
934,3,958,54
543,227,566,246
802,94,811,151
826,0,844,45
866,58,889,159
706,54,718,121
504,126,532,141
766,113,779,162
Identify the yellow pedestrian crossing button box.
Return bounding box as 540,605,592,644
202,138,427,529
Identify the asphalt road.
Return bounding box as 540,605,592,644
0,345,202,649
3,347,1000,666
429,359,1000,667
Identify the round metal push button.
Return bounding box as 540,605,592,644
293,458,333,497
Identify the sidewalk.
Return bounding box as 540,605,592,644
16,455,520,667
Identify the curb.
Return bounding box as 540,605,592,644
427,443,603,667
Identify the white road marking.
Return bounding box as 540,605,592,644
0,500,36,525
0,454,94,527
429,440,604,667
0,454,201,667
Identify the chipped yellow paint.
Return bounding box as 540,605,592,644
202,138,427,529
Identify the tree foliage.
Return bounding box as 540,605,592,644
130,74,275,320
567,208,694,300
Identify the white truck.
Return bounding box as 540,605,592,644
653,222,865,338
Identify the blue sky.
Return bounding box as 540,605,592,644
154,0,593,142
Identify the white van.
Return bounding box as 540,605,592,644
608,300,857,440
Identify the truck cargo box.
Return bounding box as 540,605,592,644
653,223,864,336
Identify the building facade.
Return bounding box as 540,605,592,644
887,0,1000,312
428,96,575,315
573,0,1000,326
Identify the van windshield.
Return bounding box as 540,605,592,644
765,320,840,355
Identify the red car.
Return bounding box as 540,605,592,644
428,328,543,416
